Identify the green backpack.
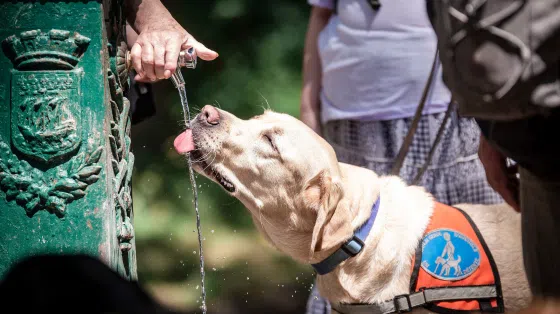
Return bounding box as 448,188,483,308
426,0,560,120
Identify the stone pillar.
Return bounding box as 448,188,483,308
0,0,137,280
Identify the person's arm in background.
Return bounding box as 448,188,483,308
478,134,521,212
124,0,218,82
300,5,332,136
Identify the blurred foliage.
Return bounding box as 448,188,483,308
131,1,314,313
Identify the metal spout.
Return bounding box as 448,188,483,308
125,46,197,72
178,47,197,69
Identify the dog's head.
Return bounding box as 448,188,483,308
174,105,352,262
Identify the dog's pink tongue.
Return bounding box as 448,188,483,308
174,129,195,154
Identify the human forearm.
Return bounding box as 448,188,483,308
124,0,178,34
300,6,332,135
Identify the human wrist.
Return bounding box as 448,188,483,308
126,0,179,34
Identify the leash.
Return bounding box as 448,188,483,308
390,49,456,185
411,97,455,185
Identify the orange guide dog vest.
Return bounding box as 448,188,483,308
409,202,504,313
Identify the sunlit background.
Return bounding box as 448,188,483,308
131,1,314,313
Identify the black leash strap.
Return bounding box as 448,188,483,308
390,48,441,176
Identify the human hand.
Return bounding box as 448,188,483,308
478,134,521,212
129,24,218,82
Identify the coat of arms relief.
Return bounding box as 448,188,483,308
0,29,103,217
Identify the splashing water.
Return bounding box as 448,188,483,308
174,75,207,314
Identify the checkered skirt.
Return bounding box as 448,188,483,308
305,111,503,314
324,111,503,205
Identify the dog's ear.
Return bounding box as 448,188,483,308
302,169,349,258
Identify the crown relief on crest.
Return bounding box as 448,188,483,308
2,29,90,70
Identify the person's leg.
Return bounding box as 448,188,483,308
519,167,560,306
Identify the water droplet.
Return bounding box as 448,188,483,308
211,230,215,233
212,268,217,271
193,251,197,254
296,277,299,280
247,277,250,280
196,285,199,290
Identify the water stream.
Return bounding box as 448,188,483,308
175,78,207,314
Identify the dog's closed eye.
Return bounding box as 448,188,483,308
263,134,277,152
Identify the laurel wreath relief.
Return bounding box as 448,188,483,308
107,67,135,253
0,141,103,217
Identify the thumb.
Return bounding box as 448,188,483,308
182,38,218,61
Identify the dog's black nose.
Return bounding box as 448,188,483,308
199,105,220,126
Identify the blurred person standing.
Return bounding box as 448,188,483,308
425,1,560,312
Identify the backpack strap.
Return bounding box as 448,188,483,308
332,286,498,314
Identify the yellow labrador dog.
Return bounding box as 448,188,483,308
174,105,531,313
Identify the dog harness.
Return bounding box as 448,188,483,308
326,202,504,314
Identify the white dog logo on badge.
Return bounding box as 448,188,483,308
420,228,481,281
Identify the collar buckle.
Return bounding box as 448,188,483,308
341,235,365,257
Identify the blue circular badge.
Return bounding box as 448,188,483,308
420,228,481,281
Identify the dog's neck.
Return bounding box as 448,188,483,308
309,163,381,264
314,164,435,305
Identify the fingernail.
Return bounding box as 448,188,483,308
164,70,171,78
